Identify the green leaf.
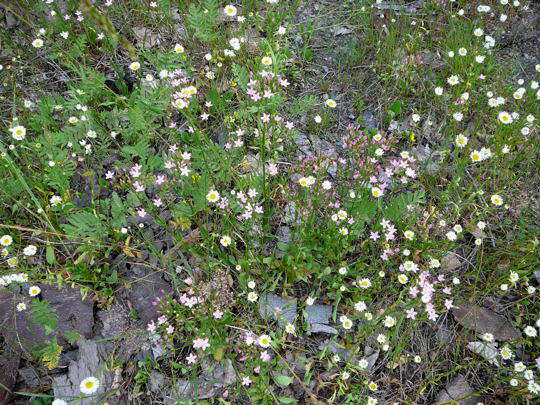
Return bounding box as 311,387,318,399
278,397,297,404
274,375,293,387
232,63,250,89
111,192,127,227
62,211,107,241
30,300,58,335
46,245,56,265
390,100,402,116
187,0,219,43
63,330,83,345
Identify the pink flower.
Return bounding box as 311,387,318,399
186,353,197,364
261,113,270,123
133,181,145,192
166,325,174,334
213,309,224,319
130,164,142,178
260,350,271,362
267,163,278,176
193,337,211,350
406,308,417,319
242,376,252,386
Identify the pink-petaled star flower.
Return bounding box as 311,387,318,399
242,376,252,386
186,353,197,364
406,308,417,319
260,350,271,362
193,337,210,350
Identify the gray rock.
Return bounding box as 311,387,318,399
305,305,337,334
309,134,336,157
132,26,161,48
374,1,424,13
0,347,19,403
451,302,521,342
294,133,312,156
363,346,380,372
52,339,114,405
18,367,42,388
244,154,263,176
411,145,443,175
96,301,145,361
5,12,19,28
435,374,481,405
165,359,235,402
467,341,500,367
361,110,379,130
334,26,353,36
97,302,130,339
320,341,358,363
259,294,297,327
275,226,292,257
149,371,167,393
442,252,461,271
0,285,94,355
282,202,299,225
124,264,173,325
436,324,455,345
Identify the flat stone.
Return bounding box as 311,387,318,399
165,359,235,402
282,202,299,225
149,371,167,393
361,110,379,130
442,252,461,271
275,226,292,258
0,285,94,355
132,26,161,48
0,347,19,403
435,374,481,405
319,341,358,363
124,265,173,325
467,341,500,367
411,145,443,175
435,323,455,345
451,302,521,342
52,339,114,405
97,301,131,338
259,294,297,327
306,305,337,334
96,301,145,361
363,346,380,372
294,133,312,156
18,367,42,388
